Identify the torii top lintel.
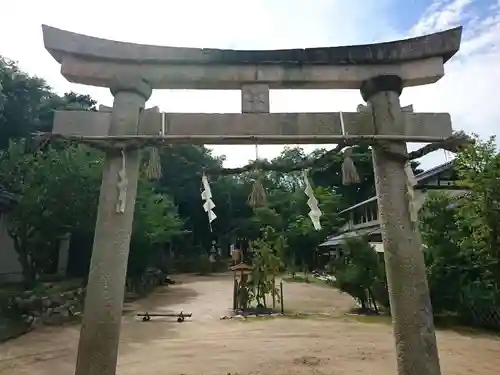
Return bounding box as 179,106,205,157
42,25,462,90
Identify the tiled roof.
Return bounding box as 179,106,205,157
319,225,381,247
339,161,455,214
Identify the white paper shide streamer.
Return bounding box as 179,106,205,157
201,173,217,228
404,163,418,223
303,170,322,230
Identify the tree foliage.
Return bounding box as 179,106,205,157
328,236,384,311
248,227,285,308
0,57,96,148
0,58,187,285
0,142,102,285
419,135,500,327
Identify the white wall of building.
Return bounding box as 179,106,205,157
0,212,71,284
0,213,23,283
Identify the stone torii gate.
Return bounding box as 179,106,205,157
41,25,462,375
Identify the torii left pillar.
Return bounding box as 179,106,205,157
75,77,152,375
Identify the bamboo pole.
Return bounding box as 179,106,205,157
280,281,284,314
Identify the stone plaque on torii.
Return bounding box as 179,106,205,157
41,24,463,375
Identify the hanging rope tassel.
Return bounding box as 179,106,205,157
146,147,162,180
247,143,266,209
404,162,418,223
342,147,360,185
116,149,128,213
145,111,164,180
247,175,266,209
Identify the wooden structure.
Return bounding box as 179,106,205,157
137,311,192,323
230,245,242,265
320,160,466,254
230,262,253,311
41,24,463,375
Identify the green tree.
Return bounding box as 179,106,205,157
155,145,224,257
420,192,465,313
419,135,500,327
283,187,344,270
310,144,423,208
128,176,184,277
329,236,383,311
248,227,285,308
0,142,102,285
454,135,500,283
0,57,96,148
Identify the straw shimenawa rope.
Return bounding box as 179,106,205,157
32,131,471,178
145,147,162,180
341,147,360,185
247,176,267,208
247,144,267,208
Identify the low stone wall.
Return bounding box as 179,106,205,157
13,287,86,327
0,268,170,341
0,286,85,342
125,268,169,300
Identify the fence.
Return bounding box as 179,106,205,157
232,278,284,314
458,303,500,331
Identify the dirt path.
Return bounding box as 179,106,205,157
0,274,499,375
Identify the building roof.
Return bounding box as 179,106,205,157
339,160,455,214
0,184,19,212
319,225,381,247
320,161,457,249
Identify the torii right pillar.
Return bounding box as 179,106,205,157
360,75,440,375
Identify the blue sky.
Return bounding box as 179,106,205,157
0,0,498,169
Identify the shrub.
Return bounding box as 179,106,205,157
329,236,384,312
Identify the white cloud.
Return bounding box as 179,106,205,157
410,0,474,36
403,0,500,166
0,0,498,169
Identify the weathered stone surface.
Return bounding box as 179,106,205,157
53,106,161,137
42,25,461,89
366,86,442,375
50,296,64,307
8,287,85,333
58,55,446,89
360,75,403,102
42,25,461,65
53,110,452,144
41,297,51,308
74,88,147,375
241,84,270,113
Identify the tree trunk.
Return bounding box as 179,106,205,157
13,238,36,288
368,288,379,314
